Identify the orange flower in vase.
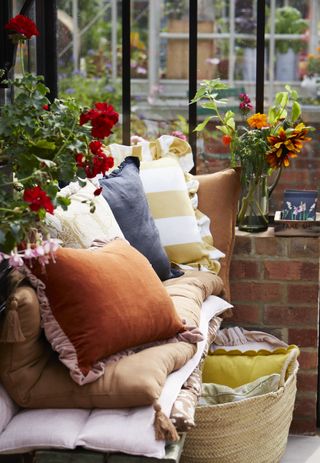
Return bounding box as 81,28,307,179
191,79,315,232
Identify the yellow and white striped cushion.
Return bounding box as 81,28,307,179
104,135,194,173
140,157,221,273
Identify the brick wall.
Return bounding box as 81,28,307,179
198,121,320,214
227,229,319,434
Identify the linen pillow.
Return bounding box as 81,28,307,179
99,157,181,281
33,239,185,385
46,180,123,248
140,157,221,273
200,373,281,405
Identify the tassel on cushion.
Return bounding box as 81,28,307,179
0,297,25,343
153,401,180,442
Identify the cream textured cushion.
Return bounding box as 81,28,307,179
46,180,123,248
140,157,221,273
200,374,281,405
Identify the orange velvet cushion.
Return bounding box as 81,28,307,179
33,239,185,385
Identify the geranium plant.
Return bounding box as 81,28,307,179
0,14,118,267
191,79,314,230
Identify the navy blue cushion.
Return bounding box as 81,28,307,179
99,157,183,281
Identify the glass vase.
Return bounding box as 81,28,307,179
238,174,269,232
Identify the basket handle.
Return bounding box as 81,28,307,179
279,348,299,387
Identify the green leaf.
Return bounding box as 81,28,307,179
38,209,46,220
190,86,207,103
77,168,87,179
201,101,218,111
268,107,277,124
46,182,59,197
56,195,71,210
216,125,230,135
275,91,286,106
194,116,214,132
77,177,87,186
291,101,301,122
226,118,235,130
33,140,57,151
225,110,235,120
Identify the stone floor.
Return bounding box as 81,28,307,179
281,434,320,462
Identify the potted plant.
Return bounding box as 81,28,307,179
274,6,308,81
0,14,118,268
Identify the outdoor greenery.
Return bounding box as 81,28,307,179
274,6,309,53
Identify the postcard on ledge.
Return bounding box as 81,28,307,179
281,189,318,221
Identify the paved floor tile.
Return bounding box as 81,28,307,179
281,435,320,462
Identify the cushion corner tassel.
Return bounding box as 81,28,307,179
153,401,180,442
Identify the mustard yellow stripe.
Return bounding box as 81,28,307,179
169,137,192,158
164,242,209,265
202,235,214,247
146,191,194,218
131,145,142,159
165,242,220,273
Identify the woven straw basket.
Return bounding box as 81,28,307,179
181,348,299,463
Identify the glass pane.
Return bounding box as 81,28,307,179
197,0,258,174
12,0,37,76
266,0,320,214
130,0,191,142
56,0,122,142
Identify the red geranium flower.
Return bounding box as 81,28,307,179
75,153,85,168
23,186,54,214
85,154,114,178
5,14,40,39
80,103,119,140
91,116,114,139
89,140,103,155
79,109,98,126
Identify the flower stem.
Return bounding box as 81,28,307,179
0,173,38,187
238,177,268,225
52,116,78,162
238,179,257,223
19,41,25,76
0,207,17,213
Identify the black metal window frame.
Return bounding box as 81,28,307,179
1,0,266,166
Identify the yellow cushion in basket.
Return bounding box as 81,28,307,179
202,345,299,388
